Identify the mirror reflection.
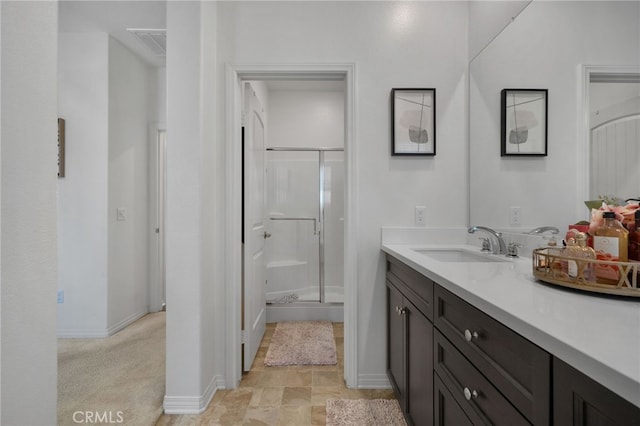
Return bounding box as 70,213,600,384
589,76,640,202
469,1,640,232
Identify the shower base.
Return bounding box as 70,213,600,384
266,302,343,323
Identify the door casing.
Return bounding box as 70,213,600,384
224,63,358,388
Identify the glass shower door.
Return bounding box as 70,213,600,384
265,150,320,303
322,151,344,303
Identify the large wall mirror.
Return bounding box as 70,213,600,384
469,1,640,232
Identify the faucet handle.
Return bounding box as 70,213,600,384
506,242,523,258
479,238,491,252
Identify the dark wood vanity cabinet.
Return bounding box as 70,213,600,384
386,254,640,425
553,358,640,425
386,255,434,426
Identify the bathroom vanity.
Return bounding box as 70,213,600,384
382,235,640,425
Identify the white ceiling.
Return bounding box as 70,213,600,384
59,1,166,68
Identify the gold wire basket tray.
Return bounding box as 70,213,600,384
532,248,640,298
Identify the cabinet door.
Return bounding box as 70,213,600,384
388,281,406,410
554,358,640,426
434,374,473,426
406,298,434,426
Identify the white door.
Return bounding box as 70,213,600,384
242,82,267,371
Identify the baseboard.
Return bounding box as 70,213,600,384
357,373,391,389
57,329,110,338
107,310,147,336
163,375,225,415
57,310,148,338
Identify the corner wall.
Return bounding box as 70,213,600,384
57,33,156,337
107,37,151,332
164,0,221,412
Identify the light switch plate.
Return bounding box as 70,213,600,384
116,207,126,221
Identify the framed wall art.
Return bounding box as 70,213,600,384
391,88,436,156
501,89,548,156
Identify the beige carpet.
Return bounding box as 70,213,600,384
264,320,337,366
58,312,165,426
326,399,406,426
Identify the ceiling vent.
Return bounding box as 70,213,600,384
127,28,166,57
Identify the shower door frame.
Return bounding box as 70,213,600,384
224,63,358,390
266,147,344,304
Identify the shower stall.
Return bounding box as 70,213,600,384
265,147,344,322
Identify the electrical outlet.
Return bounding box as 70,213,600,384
509,206,522,226
415,206,426,225
57,290,64,304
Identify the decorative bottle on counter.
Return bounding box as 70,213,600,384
629,210,640,262
568,232,596,283
593,211,628,285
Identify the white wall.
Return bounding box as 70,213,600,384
216,1,469,387
164,0,221,412
467,0,531,61
469,1,640,232
107,37,151,331
57,33,110,336
0,2,58,424
268,90,344,149
57,33,156,337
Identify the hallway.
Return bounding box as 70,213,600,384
58,312,166,426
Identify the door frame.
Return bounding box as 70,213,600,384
149,124,167,313
224,63,358,388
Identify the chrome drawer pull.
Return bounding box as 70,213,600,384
464,329,479,342
463,387,479,401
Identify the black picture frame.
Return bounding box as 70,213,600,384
501,89,548,156
391,88,436,156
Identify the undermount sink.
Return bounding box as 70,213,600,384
413,248,506,263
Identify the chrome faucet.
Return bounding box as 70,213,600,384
468,226,507,255
527,226,560,235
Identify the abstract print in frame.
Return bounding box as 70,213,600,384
391,88,436,156
501,89,548,156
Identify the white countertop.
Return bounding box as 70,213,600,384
381,230,640,408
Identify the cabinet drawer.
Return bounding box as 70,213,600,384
387,255,434,320
434,373,474,426
434,286,550,425
434,330,529,425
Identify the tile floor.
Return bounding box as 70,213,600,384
156,322,396,425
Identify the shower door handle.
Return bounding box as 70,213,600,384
263,231,272,239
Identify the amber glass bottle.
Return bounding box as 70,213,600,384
593,211,628,284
